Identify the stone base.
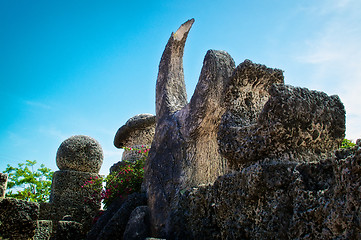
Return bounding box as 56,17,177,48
49,170,101,232
0,198,39,239
34,220,53,240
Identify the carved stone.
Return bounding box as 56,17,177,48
144,19,346,238
144,19,235,237
218,60,345,168
56,135,103,173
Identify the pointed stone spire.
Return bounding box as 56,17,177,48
155,19,194,120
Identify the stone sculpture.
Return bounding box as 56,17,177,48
218,60,345,168
143,19,346,238
111,114,155,173
144,18,236,237
47,135,103,233
0,172,7,198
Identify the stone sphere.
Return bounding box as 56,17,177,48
56,135,103,173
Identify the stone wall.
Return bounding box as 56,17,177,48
171,143,361,239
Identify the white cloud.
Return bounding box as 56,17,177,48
295,0,361,140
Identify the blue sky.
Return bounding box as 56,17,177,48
1,0,360,175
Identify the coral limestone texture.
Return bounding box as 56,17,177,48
143,19,348,239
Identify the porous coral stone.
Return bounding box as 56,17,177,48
56,135,103,173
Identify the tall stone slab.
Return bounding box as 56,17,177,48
144,19,235,237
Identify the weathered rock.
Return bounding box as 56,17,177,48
144,19,236,237
143,19,347,239
123,206,150,240
112,114,155,174
218,66,345,168
55,220,85,240
34,220,53,240
172,145,361,239
87,193,147,240
56,135,103,173
0,173,7,198
114,114,156,149
87,197,125,240
0,198,39,239
49,170,101,232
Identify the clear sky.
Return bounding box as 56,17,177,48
1,0,360,175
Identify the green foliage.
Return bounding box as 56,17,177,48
3,160,54,202
341,139,356,149
82,146,149,209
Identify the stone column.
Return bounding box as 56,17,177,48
0,173,7,198
49,135,103,232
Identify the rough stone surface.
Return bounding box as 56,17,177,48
218,64,345,168
0,173,7,198
123,206,150,240
56,135,103,173
144,19,236,237
49,170,101,232
114,114,156,149
87,193,147,240
34,220,53,240
170,144,361,239
55,221,85,240
87,197,125,240
0,198,39,239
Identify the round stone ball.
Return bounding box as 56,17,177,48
56,135,103,173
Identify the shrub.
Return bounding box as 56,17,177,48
82,146,149,209
341,139,356,149
2,160,54,202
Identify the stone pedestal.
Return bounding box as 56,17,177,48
49,170,101,231
46,135,104,232
0,173,7,198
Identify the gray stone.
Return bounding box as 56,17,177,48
86,197,125,240
0,198,39,239
114,114,156,148
49,170,102,232
113,114,155,169
218,63,345,168
144,19,236,237
34,220,53,240
56,135,103,173
55,220,85,240
0,173,7,198
94,193,147,240
144,19,347,239
172,145,361,239
123,206,150,240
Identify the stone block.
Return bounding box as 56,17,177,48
34,220,53,240
0,198,39,239
49,170,101,232
0,173,7,198
123,206,150,240
55,221,85,240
